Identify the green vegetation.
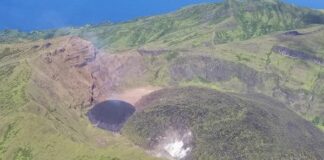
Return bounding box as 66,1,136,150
0,62,31,112
0,0,324,159
164,51,179,62
312,116,324,131
0,43,160,160
217,1,324,45
0,112,161,160
13,146,33,160
313,116,321,125
2,0,323,50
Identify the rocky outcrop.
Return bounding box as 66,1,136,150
29,36,149,110
29,36,100,109
282,31,303,36
272,45,324,66
92,52,148,101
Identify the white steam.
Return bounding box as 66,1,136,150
151,129,192,160
164,139,191,159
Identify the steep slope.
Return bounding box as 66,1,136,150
124,87,324,160
0,37,160,160
1,0,324,50
132,25,324,130
1,0,323,134
0,0,324,159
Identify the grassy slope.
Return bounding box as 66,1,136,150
139,25,324,130
0,0,324,159
0,112,161,160
0,41,161,160
2,0,324,50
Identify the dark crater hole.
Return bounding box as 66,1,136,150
87,100,135,132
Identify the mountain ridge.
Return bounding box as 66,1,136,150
0,0,324,160
1,0,324,49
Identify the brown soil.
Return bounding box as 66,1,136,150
108,86,161,106
19,36,151,113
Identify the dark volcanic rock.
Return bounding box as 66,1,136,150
170,55,262,88
42,42,52,48
272,45,324,65
137,49,169,56
87,100,135,132
282,31,303,36
125,87,324,160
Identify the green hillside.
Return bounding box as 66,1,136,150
0,0,324,160
0,37,161,160
2,0,324,50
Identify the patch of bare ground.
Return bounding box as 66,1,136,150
108,86,161,106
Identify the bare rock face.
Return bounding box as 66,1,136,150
92,52,148,101
28,36,99,109
62,37,97,68
27,36,148,111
